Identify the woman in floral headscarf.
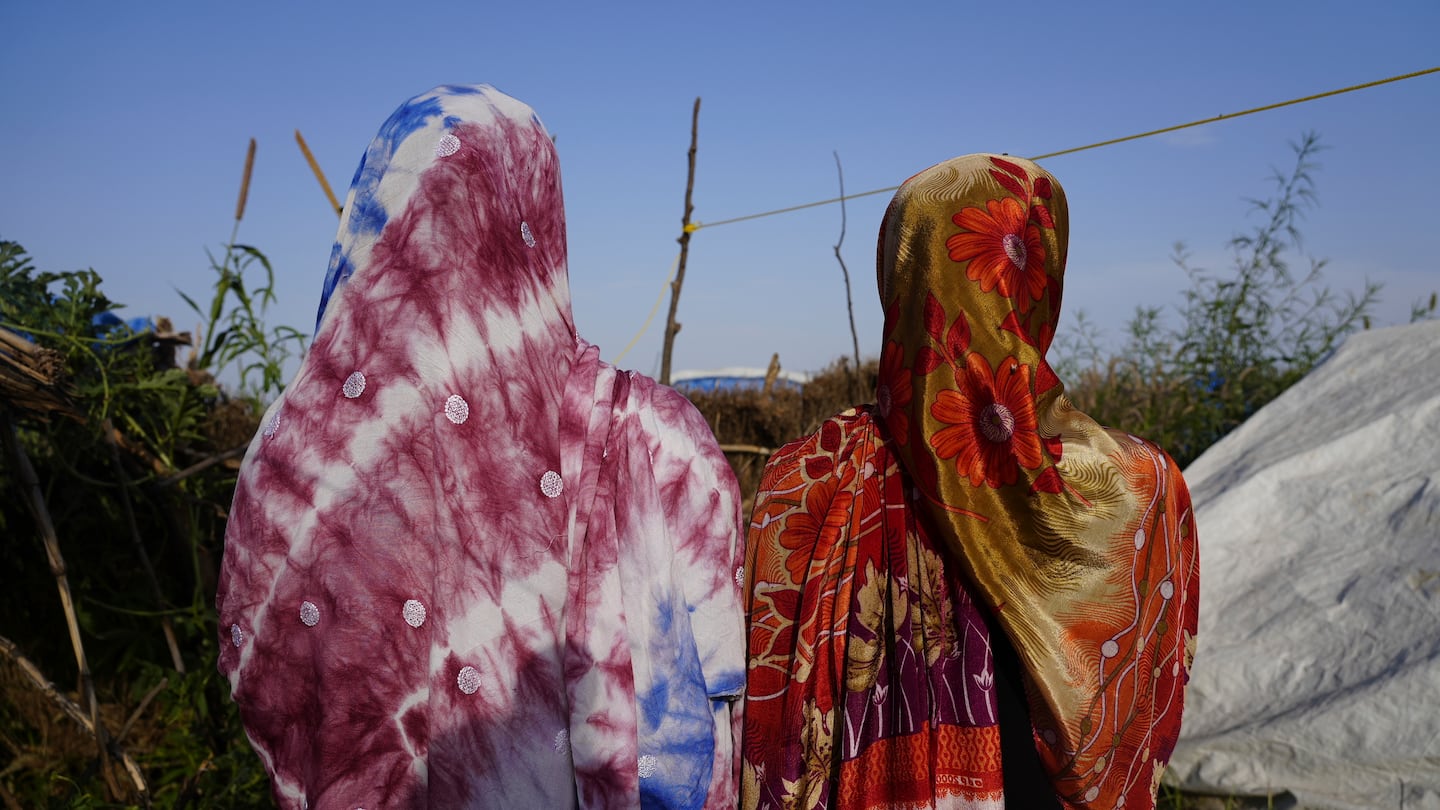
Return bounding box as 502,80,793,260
217,86,745,809
742,155,1198,809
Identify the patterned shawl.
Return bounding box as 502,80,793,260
217,85,745,809
743,155,1198,809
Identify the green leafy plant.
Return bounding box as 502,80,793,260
179,243,306,406
1,239,282,808
1060,133,1379,467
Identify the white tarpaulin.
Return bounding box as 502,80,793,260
1169,319,1440,809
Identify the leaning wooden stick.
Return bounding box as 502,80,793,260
0,416,127,799
717,443,774,457
296,129,343,217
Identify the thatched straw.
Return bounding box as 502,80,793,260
0,326,79,419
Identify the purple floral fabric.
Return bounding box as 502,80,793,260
217,85,744,810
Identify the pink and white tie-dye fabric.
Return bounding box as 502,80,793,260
216,85,744,809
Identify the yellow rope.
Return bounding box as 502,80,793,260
611,251,681,365
690,66,1439,232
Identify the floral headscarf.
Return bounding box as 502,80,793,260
217,85,745,809
744,154,1197,809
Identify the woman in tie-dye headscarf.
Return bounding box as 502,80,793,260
742,155,1198,809
217,85,745,809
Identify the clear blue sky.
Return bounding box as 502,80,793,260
2,1,1436,380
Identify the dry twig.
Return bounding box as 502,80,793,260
660,97,701,385
832,151,863,399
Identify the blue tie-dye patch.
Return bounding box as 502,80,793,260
317,246,353,329
635,594,715,810
345,94,444,239
317,92,451,326
437,84,485,96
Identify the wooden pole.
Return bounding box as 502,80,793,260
660,97,701,385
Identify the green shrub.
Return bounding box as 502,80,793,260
1058,133,1379,467
0,238,293,808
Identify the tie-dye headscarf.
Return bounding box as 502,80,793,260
743,154,1198,809
217,85,745,809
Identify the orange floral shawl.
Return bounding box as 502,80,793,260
743,154,1198,809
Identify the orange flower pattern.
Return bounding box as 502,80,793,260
875,340,913,442
930,352,1043,487
946,196,1048,313
743,410,1005,810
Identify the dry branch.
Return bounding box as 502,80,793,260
832,151,863,399
156,444,248,488
117,677,169,745
660,97,701,385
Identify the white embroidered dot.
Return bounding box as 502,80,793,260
457,665,482,695
230,624,244,647
262,408,282,438
444,394,470,424
1084,786,1100,802
734,566,744,588
520,221,536,248
1101,639,1120,658
403,599,427,628
342,371,366,399
553,728,571,755
1173,661,1181,677
435,133,460,158
539,470,563,498
1159,580,1175,600
299,601,320,627
1133,528,1146,549
637,754,658,779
